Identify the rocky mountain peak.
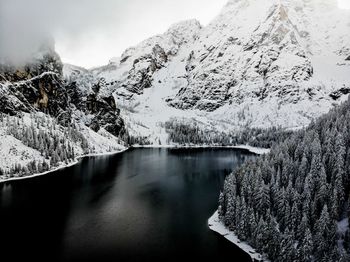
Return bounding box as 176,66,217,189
167,0,349,112
0,39,68,122
63,0,349,136
86,19,202,99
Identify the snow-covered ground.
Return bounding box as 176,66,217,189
231,145,270,155
73,0,350,143
0,112,127,182
0,110,267,182
208,210,270,262
0,129,46,173
0,148,129,184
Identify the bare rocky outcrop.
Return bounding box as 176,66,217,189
0,47,70,123
0,43,126,138
63,0,350,133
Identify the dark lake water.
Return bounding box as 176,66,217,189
0,148,255,262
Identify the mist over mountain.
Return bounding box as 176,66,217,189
0,0,348,169
1,1,350,261
61,0,350,145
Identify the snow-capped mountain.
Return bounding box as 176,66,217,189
67,0,349,143
0,44,69,121
170,0,350,111
90,19,202,97
1,0,350,178
0,45,126,139
0,43,127,179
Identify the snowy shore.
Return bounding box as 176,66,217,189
208,210,269,262
0,148,129,184
132,144,270,155
0,144,268,183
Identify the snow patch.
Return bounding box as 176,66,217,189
0,148,129,184
208,210,270,262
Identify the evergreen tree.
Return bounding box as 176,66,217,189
220,97,350,261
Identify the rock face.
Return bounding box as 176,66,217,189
0,46,70,123
0,43,62,82
0,44,126,138
89,19,202,98
66,0,350,137
65,73,125,137
168,0,350,111
60,0,350,143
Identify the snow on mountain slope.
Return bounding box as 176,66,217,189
63,20,203,143
0,112,126,181
63,63,94,95
169,0,350,110
64,0,350,144
0,41,128,180
90,19,202,98
0,128,45,173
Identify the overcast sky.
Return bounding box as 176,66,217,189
55,0,228,68
1,0,348,68
0,0,227,68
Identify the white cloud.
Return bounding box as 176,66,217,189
0,0,227,68
55,0,227,68
338,0,350,9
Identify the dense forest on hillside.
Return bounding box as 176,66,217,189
164,118,293,148
0,113,88,178
218,98,350,261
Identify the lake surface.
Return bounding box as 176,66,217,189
0,148,255,262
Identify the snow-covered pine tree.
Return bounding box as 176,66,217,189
219,96,350,261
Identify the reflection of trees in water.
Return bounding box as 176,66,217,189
0,183,13,207
1,148,254,261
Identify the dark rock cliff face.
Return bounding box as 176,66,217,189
120,44,169,94
0,48,126,138
66,81,125,137
168,3,315,112
0,50,71,123
88,20,202,100
9,73,71,123
0,50,62,82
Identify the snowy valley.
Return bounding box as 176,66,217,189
1,0,350,180
1,0,350,262
65,0,350,144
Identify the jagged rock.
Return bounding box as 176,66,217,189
63,0,350,133
0,47,71,124
1,44,127,139
0,87,31,115
11,73,69,118
0,49,62,83
330,87,350,100
121,44,169,94
65,68,126,137
89,19,202,97
169,0,319,111
86,93,125,136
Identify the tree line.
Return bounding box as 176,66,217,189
218,97,350,261
163,118,292,148
0,113,89,178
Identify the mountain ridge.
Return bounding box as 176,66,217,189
62,0,350,142
0,0,349,177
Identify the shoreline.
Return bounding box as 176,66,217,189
0,144,269,184
1,144,270,260
0,147,129,184
132,144,270,155
208,210,269,262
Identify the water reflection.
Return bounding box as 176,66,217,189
0,184,12,207
0,148,255,262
